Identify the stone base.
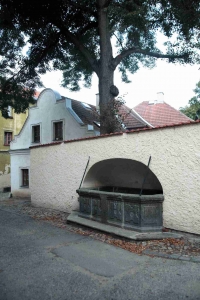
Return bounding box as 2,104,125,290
67,211,183,241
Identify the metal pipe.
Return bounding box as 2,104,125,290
79,156,90,189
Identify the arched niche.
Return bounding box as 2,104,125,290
82,158,163,195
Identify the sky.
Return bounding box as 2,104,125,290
39,33,200,111
40,62,199,110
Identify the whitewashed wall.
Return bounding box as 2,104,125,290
11,89,96,151
30,123,200,235
10,149,30,197
10,88,97,197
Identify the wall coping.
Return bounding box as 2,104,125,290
29,120,200,150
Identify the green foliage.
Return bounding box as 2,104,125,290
0,77,37,118
0,0,199,120
180,81,200,120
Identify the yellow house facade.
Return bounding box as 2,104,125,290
0,107,28,185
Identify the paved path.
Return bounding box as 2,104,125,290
0,205,200,300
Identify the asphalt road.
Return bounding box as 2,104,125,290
0,206,200,300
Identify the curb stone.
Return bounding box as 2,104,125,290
142,249,200,263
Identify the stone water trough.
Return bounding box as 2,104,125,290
77,187,164,232
75,158,164,233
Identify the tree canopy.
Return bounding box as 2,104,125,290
180,81,200,120
0,0,199,133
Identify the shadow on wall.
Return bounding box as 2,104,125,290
0,164,11,190
82,158,163,195
0,164,10,175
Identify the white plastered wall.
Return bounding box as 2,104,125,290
11,89,96,151
9,89,96,197
30,123,200,235
10,149,30,197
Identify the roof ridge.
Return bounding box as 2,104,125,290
122,104,153,127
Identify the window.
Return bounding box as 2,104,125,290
4,132,12,145
53,121,63,141
81,102,92,110
21,169,29,187
32,125,40,143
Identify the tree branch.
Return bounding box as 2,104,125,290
66,1,98,20
51,16,100,75
2,31,62,89
78,21,98,35
113,47,187,68
59,27,99,76
31,31,62,66
113,33,125,51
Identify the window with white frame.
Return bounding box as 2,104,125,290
32,125,40,143
53,121,63,141
4,131,12,145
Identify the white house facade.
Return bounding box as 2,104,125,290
9,88,100,197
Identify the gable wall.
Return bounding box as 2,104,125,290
30,123,200,235
9,89,96,197
10,89,96,151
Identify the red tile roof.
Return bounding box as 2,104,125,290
118,105,149,129
134,101,192,127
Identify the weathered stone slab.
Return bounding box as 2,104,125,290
68,211,183,241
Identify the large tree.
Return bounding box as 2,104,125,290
180,81,200,120
0,0,199,133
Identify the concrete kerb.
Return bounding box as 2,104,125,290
67,211,183,241
142,249,200,263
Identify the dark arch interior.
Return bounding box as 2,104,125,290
82,158,163,195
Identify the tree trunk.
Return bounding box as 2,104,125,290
97,0,119,135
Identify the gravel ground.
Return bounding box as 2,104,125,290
1,198,200,260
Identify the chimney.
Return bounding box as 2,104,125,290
96,93,99,110
148,92,164,105
157,92,164,103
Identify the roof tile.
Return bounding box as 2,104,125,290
134,101,192,127
71,99,147,130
